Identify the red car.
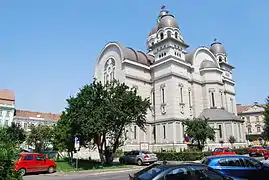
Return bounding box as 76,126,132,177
213,147,236,156
14,153,56,176
248,146,266,157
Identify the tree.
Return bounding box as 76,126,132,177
5,122,26,144
57,80,150,164
0,127,22,180
228,136,236,148
26,124,54,153
183,118,215,151
263,96,269,140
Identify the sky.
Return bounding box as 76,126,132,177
0,0,268,114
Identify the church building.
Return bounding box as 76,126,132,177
94,8,247,151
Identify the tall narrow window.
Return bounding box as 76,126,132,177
211,92,215,107
220,91,224,108
175,32,178,39
188,90,192,108
230,98,234,113
134,126,137,139
163,125,166,139
256,116,259,122
238,124,241,139
180,86,183,103
248,128,252,133
161,87,165,104
104,58,115,84
153,125,156,143
219,125,222,138
160,33,164,40
6,111,10,117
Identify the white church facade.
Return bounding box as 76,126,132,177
94,8,247,151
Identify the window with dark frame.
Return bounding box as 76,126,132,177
160,33,164,40
219,125,222,138
211,92,215,107
163,125,166,139
134,125,137,139
161,87,165,104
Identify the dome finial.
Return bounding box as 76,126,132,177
161,5,166,10
213,38,217,42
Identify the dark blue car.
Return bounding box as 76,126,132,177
201,155,269,179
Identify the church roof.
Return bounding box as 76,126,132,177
199,108,242,121
0,89,15,105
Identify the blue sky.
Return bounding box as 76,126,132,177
1,0,268,113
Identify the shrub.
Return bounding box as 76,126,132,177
233,148,248,155
154,151,205,161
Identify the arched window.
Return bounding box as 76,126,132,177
175,32,178,39
160,33,164,40
104,58,115,84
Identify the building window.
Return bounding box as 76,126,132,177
175,32,178,39
238,124,241,139
0,110,2,117
211,92,215,107
188,89,192,108
6,111,10,117
256,116,259,122
153,125,156,143
257,127,261,132
247,116,250,123
220,91,224,108
134,126,137,139
151,90,155,106
161,87,165,104
248,128,252,133
160,33,164,40
219,125,222,138
179,84,183,103
230,98,234,113
104,58,115,84
163,125,166,139
4,120,8,126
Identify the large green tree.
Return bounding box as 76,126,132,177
6,122,26,144
0,127,23,180
55,80,150,164
262,96,269,140
183,118,215,151
26,124,54,153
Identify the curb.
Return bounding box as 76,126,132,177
42,167,143,176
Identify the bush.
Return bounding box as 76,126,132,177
233,148,248,155
154,151,205,161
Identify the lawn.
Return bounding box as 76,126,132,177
55,158,132,172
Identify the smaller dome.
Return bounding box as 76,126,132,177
200,60,218,69
149,25,158,36
210,39,226,55
158,14,179,30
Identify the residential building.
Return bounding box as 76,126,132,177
13,110,60,131
0,89,15,126
237,102,266,145
94,8,246,151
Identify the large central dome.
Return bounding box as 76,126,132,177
157,13,179,30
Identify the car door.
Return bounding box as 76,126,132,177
21,154,36,172
35,154,47,172
243,157,265,179
124,151,134,164
216,157,247,179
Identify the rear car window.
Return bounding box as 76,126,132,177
136,164,169,180
23,155,34,161
142,151,152,154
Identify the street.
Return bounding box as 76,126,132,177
23,169,135,180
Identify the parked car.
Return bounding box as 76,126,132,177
262,146,269,160
201,155,269,179
14,152,57,176
248,145,266,156
129,162,233,180
213,147,236,156
119,150,158,166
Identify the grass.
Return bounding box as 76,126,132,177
55,158,132,172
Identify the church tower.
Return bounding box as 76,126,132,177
146,6,189,62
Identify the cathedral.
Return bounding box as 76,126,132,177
94,8,247,151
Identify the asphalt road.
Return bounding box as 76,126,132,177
23,156,265,180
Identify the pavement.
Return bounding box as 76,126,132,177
23,156,265,180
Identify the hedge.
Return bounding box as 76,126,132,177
154,148,249,161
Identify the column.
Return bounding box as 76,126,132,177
179,122,184,143
173,122,176,144
223,123,227,142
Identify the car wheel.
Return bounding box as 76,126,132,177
137,159,143,166
19,168,26,176
48,166,55,173
119,158,125,165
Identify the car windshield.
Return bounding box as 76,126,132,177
264,146,269,150
137,165,169,180
224,148,232,152
201,158,211,165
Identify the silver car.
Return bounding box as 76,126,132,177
119,150,158,166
